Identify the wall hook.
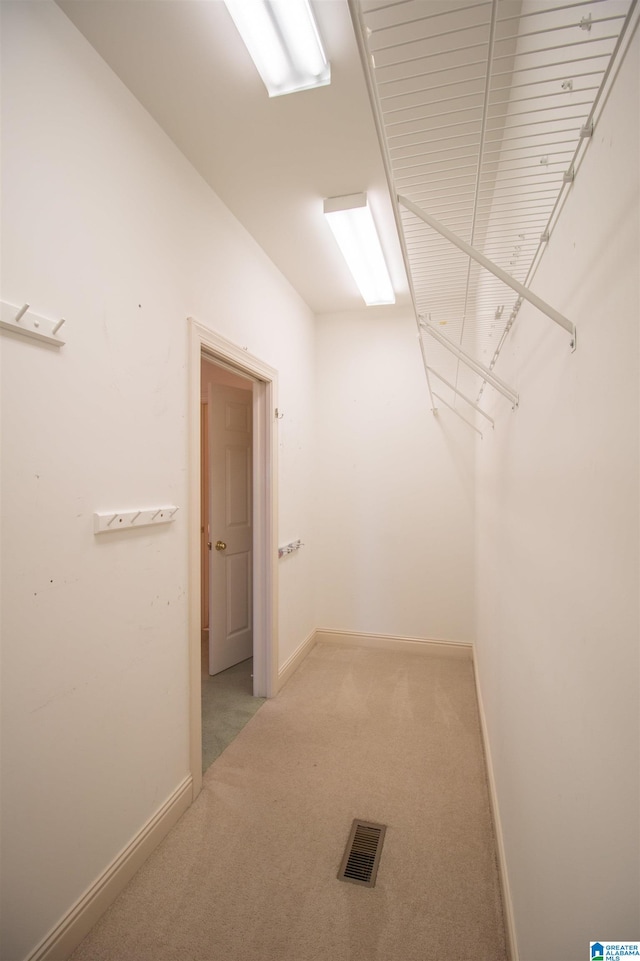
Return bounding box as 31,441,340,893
94,506,180,534
1,301,67,347
278,539,304,558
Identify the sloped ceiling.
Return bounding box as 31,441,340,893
56,0,411,316
57,0,636,425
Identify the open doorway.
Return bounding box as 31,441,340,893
201,360,254,675
200,358,265,771
189,320,278,797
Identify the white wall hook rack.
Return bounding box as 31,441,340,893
0,301,67,347
278,539,303,558
94,506,179,534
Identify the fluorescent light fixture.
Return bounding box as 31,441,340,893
223,0,330,97
324,193,395,306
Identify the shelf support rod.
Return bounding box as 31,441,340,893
399,194,576,346
432,391,483,438
421,320,519,408
427,367,494,426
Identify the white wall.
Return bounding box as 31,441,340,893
315,309,476,642
475,31,639,961
3,4,636,961
0,3,316,958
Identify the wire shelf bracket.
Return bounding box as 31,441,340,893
421,320,519,409
400,195,576,349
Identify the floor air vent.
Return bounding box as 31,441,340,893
337,819,386,888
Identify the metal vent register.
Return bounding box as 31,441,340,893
338,819,387,888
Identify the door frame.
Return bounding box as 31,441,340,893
188,318,278,798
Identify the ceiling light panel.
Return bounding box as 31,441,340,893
324,193,396,306
224,0,330,97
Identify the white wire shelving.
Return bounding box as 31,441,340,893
351,0,638,431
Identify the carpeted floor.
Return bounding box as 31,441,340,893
70,641,507,961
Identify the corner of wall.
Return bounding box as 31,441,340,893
25,776,192,961
472,652,519,961
277,629,317,692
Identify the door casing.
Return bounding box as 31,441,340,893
189,318,278,798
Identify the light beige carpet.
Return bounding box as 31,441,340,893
70,642,507,961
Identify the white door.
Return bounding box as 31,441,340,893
208,383,253,675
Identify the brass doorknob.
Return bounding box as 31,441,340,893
215,540,227,552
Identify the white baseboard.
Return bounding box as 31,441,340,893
314,628,472,659
27,775,193,961
277,629,317,691
472,655,519,961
